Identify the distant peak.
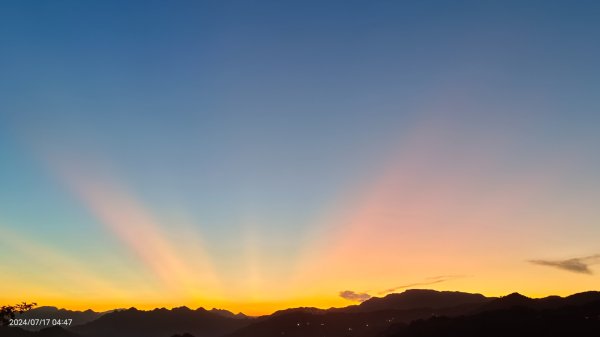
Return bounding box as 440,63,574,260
374,289,486,300
33,306,59,311
272,307,325,316
503,292,530,300
209,308,233,315
403,288,439,293
173,306,192,311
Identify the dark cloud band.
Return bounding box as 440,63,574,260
339,290,372,302
529,254,600,274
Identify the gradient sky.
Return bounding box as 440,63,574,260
1,1,600,315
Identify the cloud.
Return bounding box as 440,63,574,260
529,254,600,274
378,275,464,295
339,290,372,302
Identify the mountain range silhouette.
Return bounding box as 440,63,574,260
2,289,599,337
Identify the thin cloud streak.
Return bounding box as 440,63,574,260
379,275,464,295
529,255,600,274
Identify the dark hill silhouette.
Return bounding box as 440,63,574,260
225,290,600,337
474,291,600,313
15,307,104,331
270,290,491,316
5,289,600,337
70,307,251,337
347,289,491,313
270,307,326,316
208,309,248,320
224,309,431,337
565,291,600,306
380,299,600,337
474,292,534,312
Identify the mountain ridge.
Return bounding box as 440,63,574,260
4,289,600,337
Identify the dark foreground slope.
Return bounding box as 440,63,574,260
382,294,600,337
0,326,78,337
225,309,428,337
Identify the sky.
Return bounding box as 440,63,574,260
1,1,600,315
